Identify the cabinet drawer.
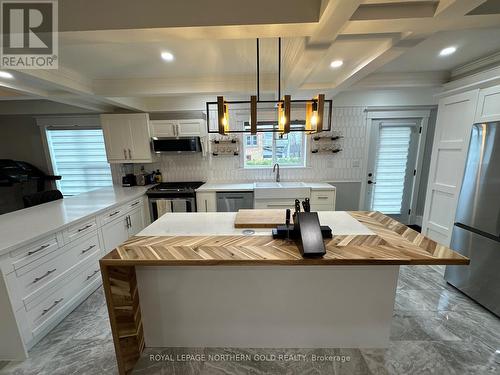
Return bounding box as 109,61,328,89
9,235,60,272
127,198,142,210
310,191,335,206
100,206,127,226
27,253,101,336
14,232,100,305
64,218,97,243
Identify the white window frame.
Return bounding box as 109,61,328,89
243,130,308,169
37,116,113,195
360,109,432,224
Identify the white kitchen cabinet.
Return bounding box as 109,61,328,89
310,190,336,211
475,84,500,123
101,215,130,252
150,119,205,138
101,113,152,163
149,120,177,138
101,205,145,251
196,192,217,212
422,90,479,246
127,207,145,236
178,119,205,136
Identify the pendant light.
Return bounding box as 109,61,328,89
208,38,332,134
217,96,229,134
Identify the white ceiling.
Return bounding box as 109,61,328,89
380,28,500,72
2,0,500,112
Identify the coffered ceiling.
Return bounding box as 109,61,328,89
1,0,500,112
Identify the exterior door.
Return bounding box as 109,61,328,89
365,119,420,223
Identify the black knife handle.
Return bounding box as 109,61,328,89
285,209,291,225
294,199,301,214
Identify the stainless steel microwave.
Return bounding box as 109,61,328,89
151,137,202,153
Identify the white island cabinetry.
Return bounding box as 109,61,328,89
0,187,149,360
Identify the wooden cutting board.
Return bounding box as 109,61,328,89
234,209,286,228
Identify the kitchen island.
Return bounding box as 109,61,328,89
100,211,469,374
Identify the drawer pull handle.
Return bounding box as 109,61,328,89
81,245,96,254
130,201,140,207
317,196,329,200
33,268,57,284
41,298,63,316
77,224,93,232
86,270,100,280
109,211,120,217
27,244,50,256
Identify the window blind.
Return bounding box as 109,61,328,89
46,129,112,196
371,126,412,214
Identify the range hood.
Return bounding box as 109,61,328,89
151,137,202,153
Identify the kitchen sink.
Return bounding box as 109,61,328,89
254,181,309,199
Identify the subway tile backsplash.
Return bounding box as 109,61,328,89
113,107,367,183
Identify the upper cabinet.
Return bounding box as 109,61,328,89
149,119,206,138
101,113,153,163
475,84,500,123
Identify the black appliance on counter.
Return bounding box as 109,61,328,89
146,181,204,221
0,159,61,214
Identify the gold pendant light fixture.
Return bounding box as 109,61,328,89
207,38,332,135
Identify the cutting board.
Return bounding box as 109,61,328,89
234,209,286,228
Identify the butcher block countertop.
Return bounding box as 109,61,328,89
100,211,469,266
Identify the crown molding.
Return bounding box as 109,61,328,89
451,50,500,79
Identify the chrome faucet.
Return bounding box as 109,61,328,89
273,163,280,182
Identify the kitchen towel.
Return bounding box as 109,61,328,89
156,200,172,217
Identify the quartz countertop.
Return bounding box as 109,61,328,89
195,182,335,192
0,185,150,255
103,211,469,266
137,211,372,237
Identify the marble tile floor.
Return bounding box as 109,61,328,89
1,265,499,375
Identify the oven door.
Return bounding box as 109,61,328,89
149,197,196,221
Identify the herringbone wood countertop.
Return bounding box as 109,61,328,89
100,211,469,266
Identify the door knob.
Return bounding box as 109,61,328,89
367,180,376,185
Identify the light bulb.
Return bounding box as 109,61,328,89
311,113,318,127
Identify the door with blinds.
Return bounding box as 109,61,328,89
365,119,420,223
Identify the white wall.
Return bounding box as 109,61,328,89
0,116,49,172
120,88,439,211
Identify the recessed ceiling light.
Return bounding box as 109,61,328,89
439,46,457,57
0,71,13,79
161,51,174,62
330,60,343,68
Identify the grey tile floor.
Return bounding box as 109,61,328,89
1,265,499,375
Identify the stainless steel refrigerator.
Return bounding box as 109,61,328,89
445,122,500,317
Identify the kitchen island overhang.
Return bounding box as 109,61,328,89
100,211,469,375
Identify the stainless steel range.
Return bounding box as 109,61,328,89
146,181,204,221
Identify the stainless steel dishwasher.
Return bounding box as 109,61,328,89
216,191,254,212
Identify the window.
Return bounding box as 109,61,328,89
46,128,113,196
245,135,258,147
371,125,415,214
244,131,306,168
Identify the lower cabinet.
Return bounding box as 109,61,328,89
102,216,130,252
0,195,147,359
196,192,217,212
101,206,145,250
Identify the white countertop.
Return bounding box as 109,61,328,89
196,182,335,192
196,183,255,192
137,211,373,237
0,185,150,255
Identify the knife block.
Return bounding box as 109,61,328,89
271,212,330,258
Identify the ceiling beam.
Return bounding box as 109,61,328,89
59,0,321,32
